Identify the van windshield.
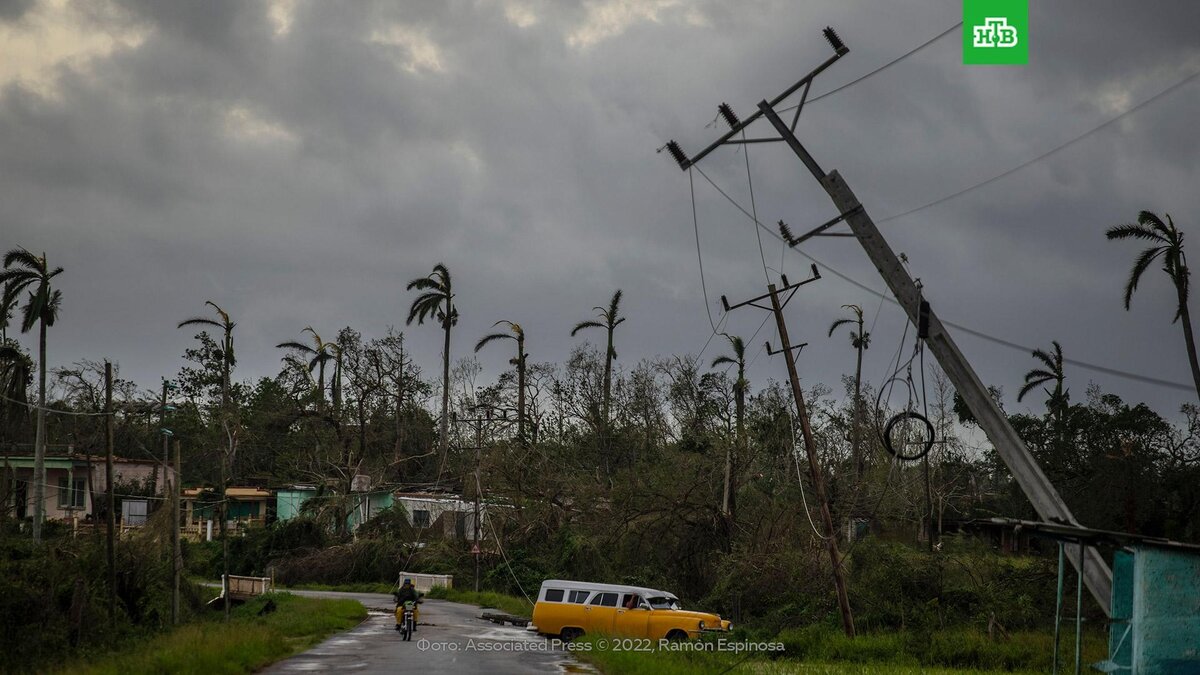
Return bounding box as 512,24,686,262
647,596,680,610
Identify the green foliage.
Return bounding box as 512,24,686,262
58,593,365,675
0,531,207,673
425,586,532,618
848,539,1056,633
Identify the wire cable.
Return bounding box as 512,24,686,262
779,22,962,113
688,168,721,333
875,68,1200,226
691,157,1196,392
741,130,771,284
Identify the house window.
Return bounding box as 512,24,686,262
413,509,431,528
57,477,86,509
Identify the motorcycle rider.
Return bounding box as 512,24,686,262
393,578,421,630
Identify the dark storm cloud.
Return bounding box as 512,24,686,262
0,0,1197,420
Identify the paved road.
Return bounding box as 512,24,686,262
264,590,590,674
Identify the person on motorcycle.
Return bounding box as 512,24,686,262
393,578,421,630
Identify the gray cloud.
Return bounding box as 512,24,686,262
1,0,1198,420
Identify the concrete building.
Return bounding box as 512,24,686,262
1,449,174,523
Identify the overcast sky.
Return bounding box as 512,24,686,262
2,0,1198,419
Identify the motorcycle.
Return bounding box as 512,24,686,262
396,600,417,641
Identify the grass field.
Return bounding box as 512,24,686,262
57,593,366,675
575,626,1108,675
424,585,534,618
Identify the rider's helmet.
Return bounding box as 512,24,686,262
403,578,413,586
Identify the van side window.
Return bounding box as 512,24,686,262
568,590,590,603
544,589,564,602
589,592,618,607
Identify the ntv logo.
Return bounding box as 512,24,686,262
963,0,1027,64
972,17,1018,48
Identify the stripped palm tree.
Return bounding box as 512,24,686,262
177,301,236,619
571,290,625,440
828,304,870,478
1107,211,1200,400
475,320,528,445
276,327,336,413
0,249,63,544
711,334,746,521
407,263,457,466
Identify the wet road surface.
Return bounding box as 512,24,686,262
263,590,591,674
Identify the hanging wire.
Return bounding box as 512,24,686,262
740,129,771,285
688,167,721,334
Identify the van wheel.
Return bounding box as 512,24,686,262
560,627,584,642
665,629,688,641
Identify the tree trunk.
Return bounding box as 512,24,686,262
852,341,864,479
317,359,325,414
602,329,613,444
517,338,526,447
439,311,451,467
1176,277,1200,402
32,318,46,543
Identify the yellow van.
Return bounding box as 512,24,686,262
530,579,731,641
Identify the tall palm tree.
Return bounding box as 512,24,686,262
0,249,63,544
829,304,870,478
1107,211,1200,400
407,263,457,464
1018,340,1068,440
712,335,746,521
571,290,625,438
276,327,336,413
177,301,235,619
475,320,528,445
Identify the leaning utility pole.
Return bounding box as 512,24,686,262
662,27,1112,615
721,267,855,637
104,360,116,620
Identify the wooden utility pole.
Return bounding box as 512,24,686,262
474,416,482,593
172,438,182,624
767,283,855,637
719,269,855,637
104,360,116,620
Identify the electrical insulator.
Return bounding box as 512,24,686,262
717,102,740,129
823,27,847,55
664,140,689,169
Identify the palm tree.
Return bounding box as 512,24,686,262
712,335,747,521
177,301,235,619
1107,211,1200,400
277,327,336,413
828,304,870,478
475,320,528,445
0,249,63,544
1018,340,1068,438
571,290,625,439
407,263,457,465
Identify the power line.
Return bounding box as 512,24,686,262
875,68,1200,225
779,22,962,112
688,167,721,333
690,158,1195,393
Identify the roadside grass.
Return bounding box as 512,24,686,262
575,626,1108,675
58,592,366,675
425,586,534,618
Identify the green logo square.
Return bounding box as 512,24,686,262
963,0,1028,65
